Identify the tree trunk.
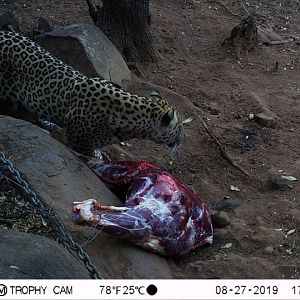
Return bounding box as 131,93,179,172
87,0,155,62
222,16,258,59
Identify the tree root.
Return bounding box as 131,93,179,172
127,62,146,79
222,15,259,58
85,0,98,24
195,114,251,178
263,38,295,46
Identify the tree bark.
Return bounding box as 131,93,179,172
86,0,155,62
222,16,258,58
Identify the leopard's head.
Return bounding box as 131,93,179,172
146,90,185,153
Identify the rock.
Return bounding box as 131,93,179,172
208,106,220,115
266,175,294,191
258,25,283,45
248,92,277,119
0,229,90,279
0,10,21,32
249,113,254,120
212,197,243,212
254,112,276,128
0,116,173,279
211,211,230,228
35,16,53,35
35,24,131,88
206,102,220,116
264,246,274,254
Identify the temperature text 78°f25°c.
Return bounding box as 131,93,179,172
99,285,146,296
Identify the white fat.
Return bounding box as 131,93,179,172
100,212,149,231
74,199,96,222
186,224,197,248
129,176,153,200
131,177,182,221
186,216,193,229
196,207,203,220
206,235,213,244
142,234,165,254
138,195,172,219
106,206,128,212
88,162,110,173
132,177,171,217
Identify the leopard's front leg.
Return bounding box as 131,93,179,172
65,127,115,160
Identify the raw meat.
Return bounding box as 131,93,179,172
72,159,213,257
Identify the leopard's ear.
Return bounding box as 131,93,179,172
150,90,162,99
161,108,177,127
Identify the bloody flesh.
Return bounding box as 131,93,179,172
72,159,213,257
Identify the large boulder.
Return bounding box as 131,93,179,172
0,116,173,279
0,229,90,279
34,24,131,88
0,10,21,32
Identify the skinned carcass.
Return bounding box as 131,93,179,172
72,159,213,257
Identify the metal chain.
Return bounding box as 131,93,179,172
0,150,102,279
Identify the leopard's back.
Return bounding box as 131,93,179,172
0,30,85,125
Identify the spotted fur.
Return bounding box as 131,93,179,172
0,31,184,155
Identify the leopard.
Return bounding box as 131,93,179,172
0,30,185,155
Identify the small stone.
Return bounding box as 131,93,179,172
286,229,296,236
36,16,52,35
209,107,220,115
286,249,293,255
221,242,232,249
0,10,21,32
254,112,276,127
211,211,230,227
249,113,254,120
230,185,240,192
267,175,294,191
264,246,274,254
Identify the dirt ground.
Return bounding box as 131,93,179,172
1,0,300,279
0,172,58,240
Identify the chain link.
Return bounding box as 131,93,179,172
0,150,102,279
